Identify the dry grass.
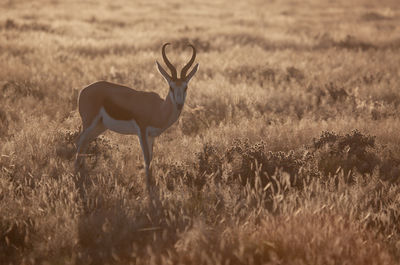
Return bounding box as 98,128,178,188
1,0,400,264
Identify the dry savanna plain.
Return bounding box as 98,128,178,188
1,0,400,264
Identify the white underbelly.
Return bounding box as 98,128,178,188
100,107,140,135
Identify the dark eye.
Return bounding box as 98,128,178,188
184,86,188,91
169,86,174,91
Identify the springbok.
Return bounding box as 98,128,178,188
75,43,198,194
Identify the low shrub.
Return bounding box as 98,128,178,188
224,139,317,189
313,130,379,182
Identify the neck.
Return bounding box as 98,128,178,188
158,91,181,131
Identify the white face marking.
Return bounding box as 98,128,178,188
169,81,187,109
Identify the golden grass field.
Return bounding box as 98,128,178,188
1,0,400,264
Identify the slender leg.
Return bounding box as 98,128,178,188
75,115,106,170
144,133,162,210
147,136,155,162
137,128,152,195
147,136,155,192
75,129,90,170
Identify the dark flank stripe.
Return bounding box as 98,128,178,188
103,98,150,164
103,98,136,121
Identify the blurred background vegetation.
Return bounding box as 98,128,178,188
0,0,400,264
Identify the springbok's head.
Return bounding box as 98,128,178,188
156,43,199,111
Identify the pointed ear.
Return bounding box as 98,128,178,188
156,61,172,84
184,63,199,83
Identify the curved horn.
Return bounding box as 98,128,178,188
161,43,177,80
180,44,196,79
